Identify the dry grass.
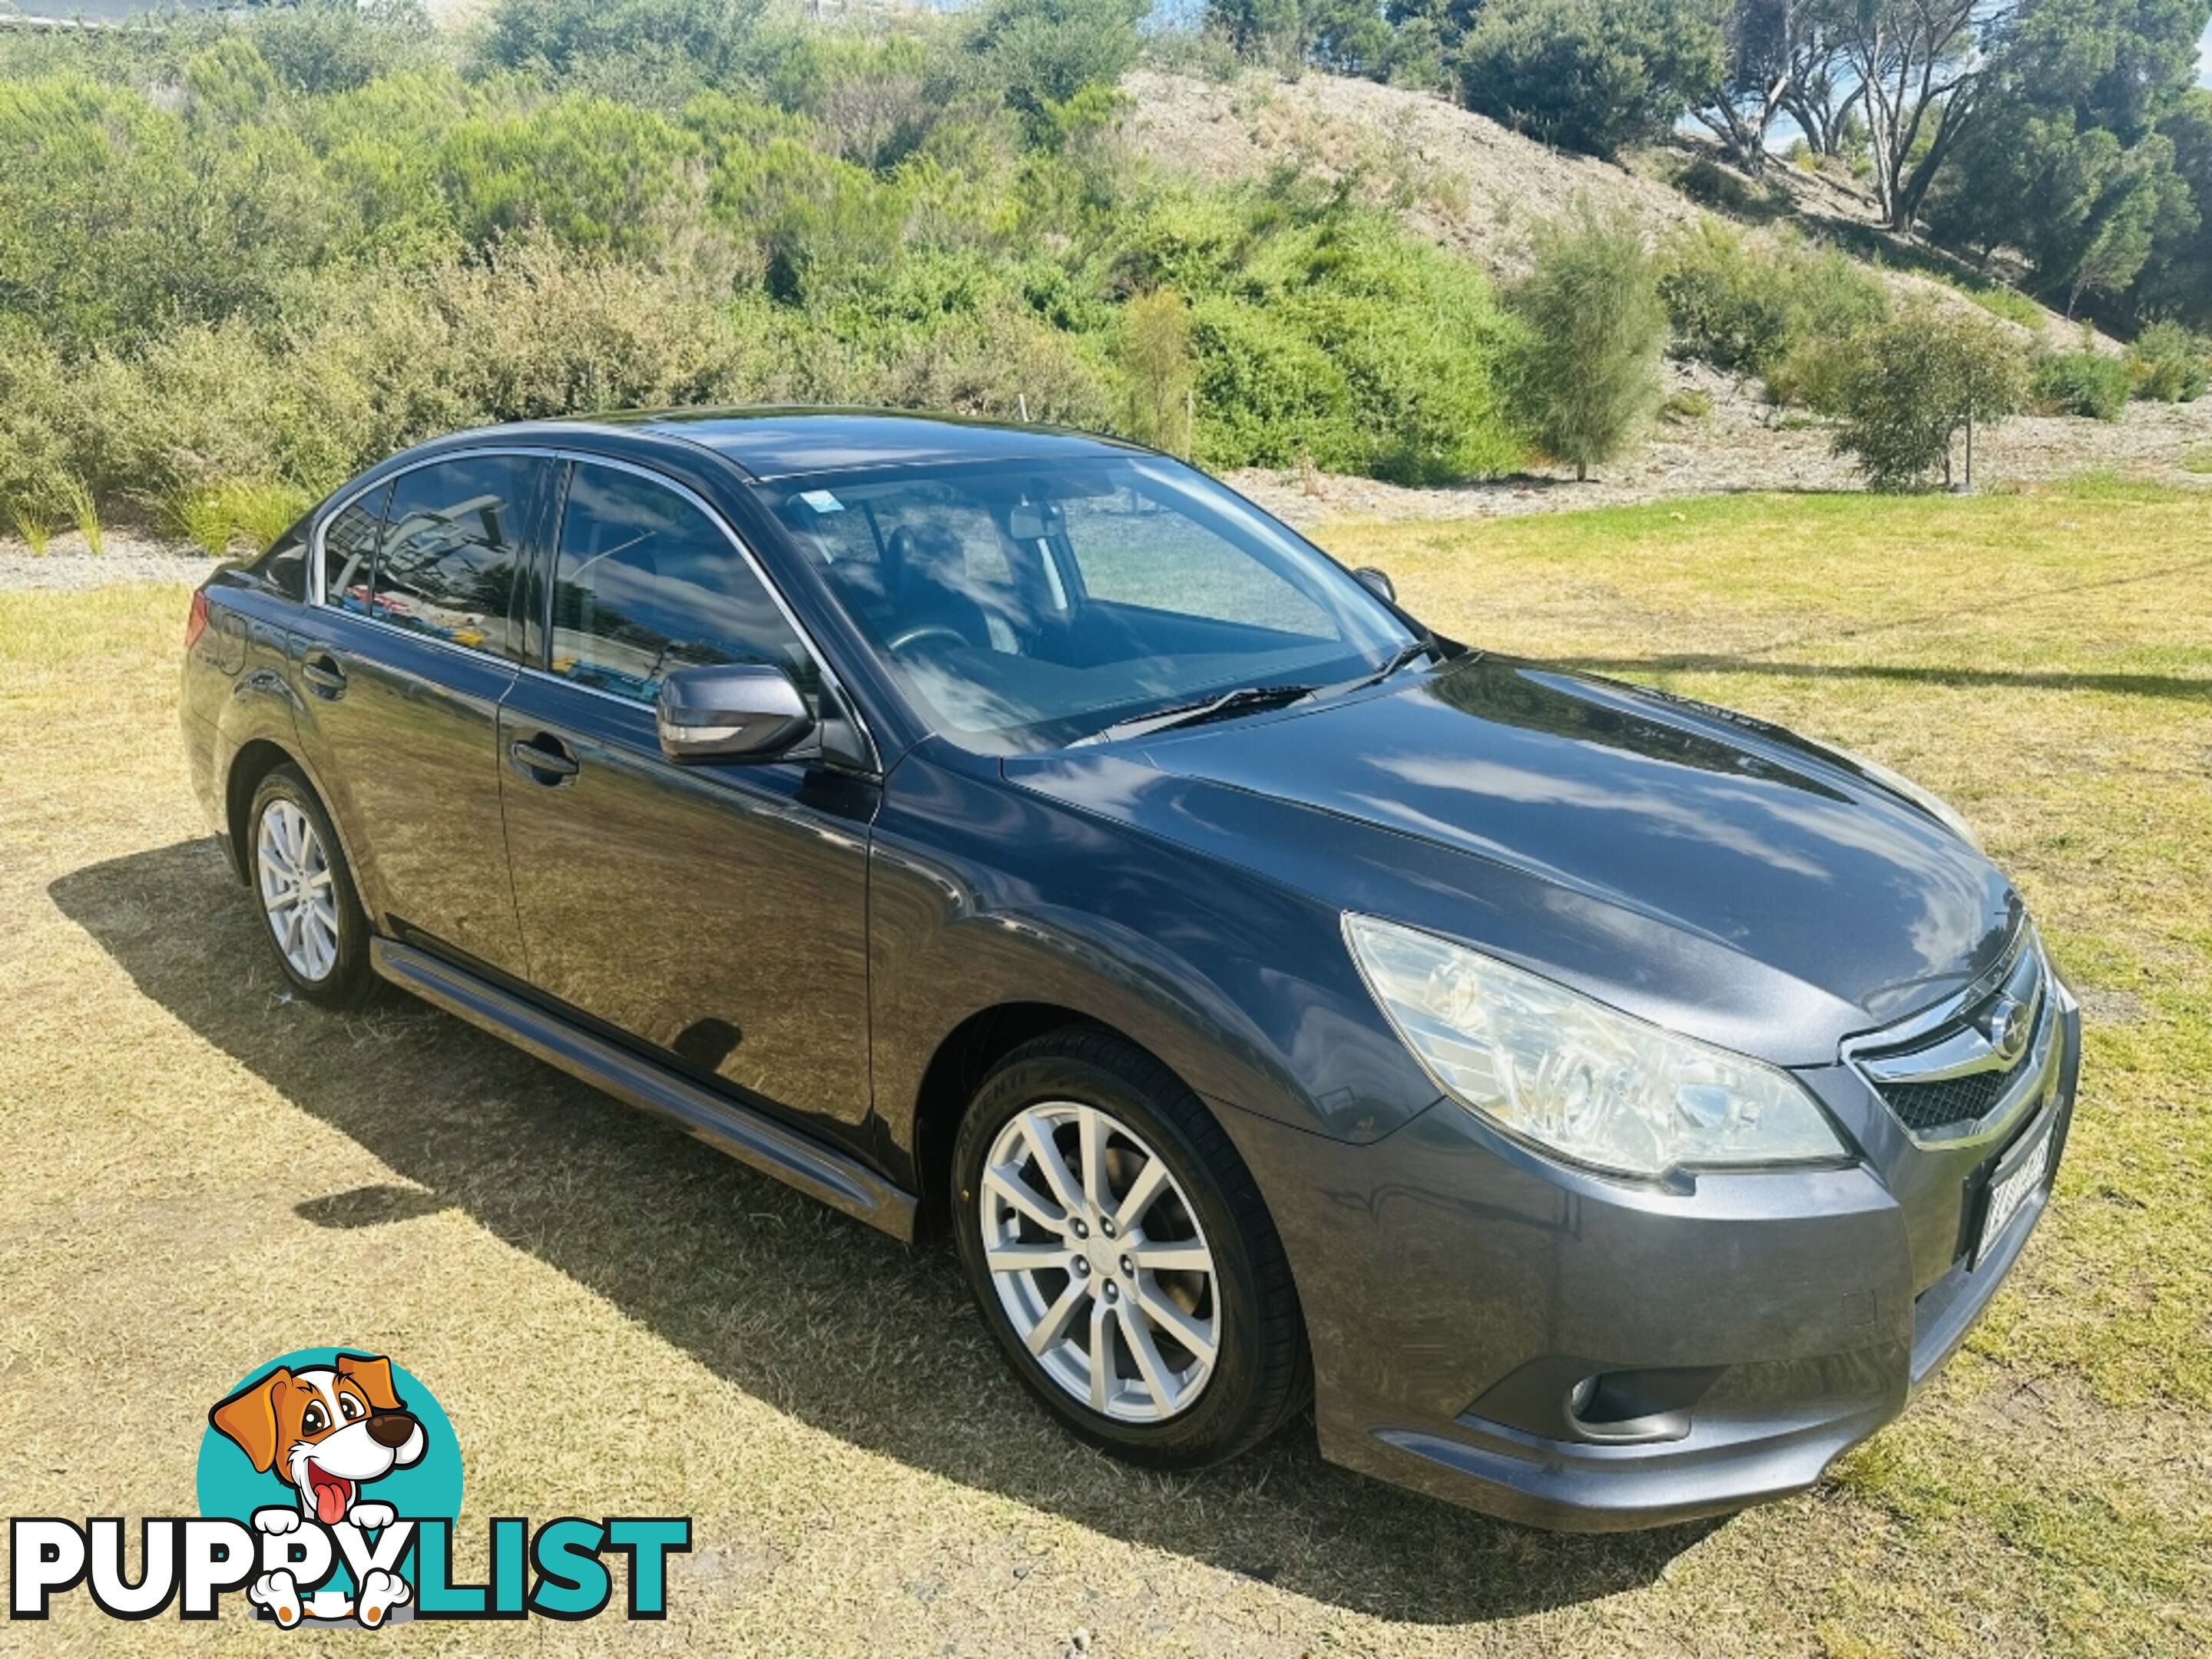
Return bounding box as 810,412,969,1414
2,478,2207,1656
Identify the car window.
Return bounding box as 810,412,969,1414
1061,489,1334,637
321,484,387,614
771,456,1412,747
372,458,546,660
549,462,813,704
251,514,311,601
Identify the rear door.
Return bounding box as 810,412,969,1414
497,458,879,1143
288,452,555,976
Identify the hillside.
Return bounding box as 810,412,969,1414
1119,65,2212,517
1121,67,2088,335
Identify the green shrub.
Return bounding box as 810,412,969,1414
246,0,436,96
1832,307,2028,491
60,474,102,555
1674,157,1786,220
2128,320,2209,403
1659,219,1887,381
961,0,1147,129
438,94,706,256
475,0,773,91
1119,289,1195,454
0,329,77,528
177,479,317,558
2033,349,2131,420
1507,204,1667,480
5,501,53,556
1450,0,1726,159
1187,296,1356,470
1960,283,2046,330
1763,333,1856,414
1661,386,1713,421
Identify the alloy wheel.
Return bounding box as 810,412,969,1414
257,798,339,982
978,1101,1220,1422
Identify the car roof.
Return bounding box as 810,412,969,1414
553,406,1145,482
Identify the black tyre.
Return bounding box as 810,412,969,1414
247,764,376,1010
952,1028,1310,1469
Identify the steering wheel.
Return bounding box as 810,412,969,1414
887,623,973,654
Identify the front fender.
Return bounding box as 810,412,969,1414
866,743,1442,1165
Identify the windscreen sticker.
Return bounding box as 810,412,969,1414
796,489,845,514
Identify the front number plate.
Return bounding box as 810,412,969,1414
1975,1115,2055,1268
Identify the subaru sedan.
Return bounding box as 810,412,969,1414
180,411,2078,1529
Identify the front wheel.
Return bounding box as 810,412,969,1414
952,1029,1310,1469
248,764,376,1009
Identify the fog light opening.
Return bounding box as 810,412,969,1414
1563,1366,1720,1445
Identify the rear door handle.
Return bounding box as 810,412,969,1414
509,734,580,783
300,654,346,697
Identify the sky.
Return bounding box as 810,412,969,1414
2200,17,2211,84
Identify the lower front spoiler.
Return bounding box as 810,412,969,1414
1322,1352,1905,1533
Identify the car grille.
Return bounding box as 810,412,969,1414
1853,931,2053,1142
1874,1068,2018,1135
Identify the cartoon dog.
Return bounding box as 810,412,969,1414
208,1353,426,1628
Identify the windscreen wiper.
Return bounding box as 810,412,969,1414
1346,637,1448,690
1071,683,1320,748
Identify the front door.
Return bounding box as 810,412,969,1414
497,459,879,1141
288,453,555,977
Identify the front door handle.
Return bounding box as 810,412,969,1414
300,654,346,697
509,734,580,784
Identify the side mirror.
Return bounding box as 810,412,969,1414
1353,566,1396,604
656,663,814,763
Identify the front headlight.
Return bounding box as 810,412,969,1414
1344,915,1846,1179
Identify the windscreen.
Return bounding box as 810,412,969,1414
767,455,1415,748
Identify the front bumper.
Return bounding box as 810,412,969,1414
1214,990,2081,1532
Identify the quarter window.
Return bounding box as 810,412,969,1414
548,463,811,703
321,484,387,614
371,457,548,660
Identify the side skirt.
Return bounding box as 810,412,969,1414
371,938,917,1242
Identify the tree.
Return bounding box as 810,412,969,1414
1930,0,2208,316
1836,0,2011,232
1831,305,2028,488
1452,0,1727,158
2131,88,2212,328
1691,0,1849,173
1508,204,1668,480
1205,0,1397,77
964,0,1149,127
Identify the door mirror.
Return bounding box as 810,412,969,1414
1353,566,1396,604
656,663,814,763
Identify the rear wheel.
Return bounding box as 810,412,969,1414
248,765,375,1009
952,1029,1310,1469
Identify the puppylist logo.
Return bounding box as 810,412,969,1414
10,1347,690,1628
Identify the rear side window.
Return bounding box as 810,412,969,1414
372,457,549,661
549,462,811,703
321,485,387,614
250,515,311,600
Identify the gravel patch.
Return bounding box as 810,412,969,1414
0,530,215,591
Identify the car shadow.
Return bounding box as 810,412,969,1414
50,836,1720,1625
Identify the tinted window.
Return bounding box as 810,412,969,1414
250,514,310,601
372,457,546,659
771,457,1411,745
550,462,811,704
321,485,386,614
1063,490,1334,637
